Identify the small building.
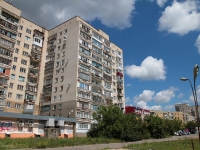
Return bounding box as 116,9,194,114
125,106,150,119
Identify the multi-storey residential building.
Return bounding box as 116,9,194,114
0,0,76,138
40,16,125,135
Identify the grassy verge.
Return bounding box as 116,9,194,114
124,138,199,150
0,137,121,149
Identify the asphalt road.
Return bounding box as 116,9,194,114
20,134,198,150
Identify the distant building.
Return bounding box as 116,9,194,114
125,106,150,119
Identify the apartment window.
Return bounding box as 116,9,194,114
34,38,40,43
60,86,63,91
58,46,60,51
60,76,64,82
26,28,32,34
17,85,24,90
78,123,88,129
14,57,17,62
12,65,16,70
113,69,115,73
9,83,13,88
16,94,23,100
64,29,67,34
57,54,60,59
53,96,56,101
15,103,21,109
62,43,66,49
113,88,116,92
113,82,115,86
61,68,64,73
61,59,65,66
113,96,116,100
20,25,23,30
56,70,59,74
18,76,25,82
54,87,57,93
21,59,27,65
53,105,56,111
18,33,22,37
8,93,12,98
59,32,62,36
113,75,116,80
55,78,58,83
59,104,62,110
25,36,30,41
24,43,29,49
20,67,26,73
22,51,28,56
17,40,20,45
79,82,89,90
59,95,62,100
58,39,61,44
11,74,15,79
62,52,65,57
6,102,11,107
15,48,19,53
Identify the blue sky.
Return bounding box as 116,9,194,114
9,0,200,111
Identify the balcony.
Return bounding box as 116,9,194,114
0,72,9,80
0,78,8,88
116,72,123,77
40,101,51,107
44,71,53,79
78,68,90,75
29,55,41,62
117,93,123,97
31,47,42,54
34,29,44,39
104,94,113,101
117,82,123,89
29,64,39,70
0,16,18,32
117,78,123,83
28,72,38,78
0,53,12,61
0,93,6,99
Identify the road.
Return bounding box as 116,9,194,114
20,134,198,150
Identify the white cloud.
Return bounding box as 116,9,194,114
177,93,184,98
134,90,155,102
195,35,200,54
7,0,136,29
126,83,132,87
157,0,167,7
154,87,178,103
158,1,200,35
136,101,162,110
124,56,166,81
125,97,131,103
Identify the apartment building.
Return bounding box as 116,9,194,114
0,0,75,138
150,110,195,123
125,106,150,119
41,16,125,135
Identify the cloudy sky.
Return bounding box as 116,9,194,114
8,0,200,111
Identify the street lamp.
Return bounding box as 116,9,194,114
180,64,199,142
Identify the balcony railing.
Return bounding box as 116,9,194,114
23,106,35,114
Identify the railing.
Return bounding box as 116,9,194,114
23,106,35,114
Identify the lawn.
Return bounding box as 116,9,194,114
0,137,120,149
124,138,200,150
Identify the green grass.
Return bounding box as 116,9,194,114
124,138,200,150
0,137,120,149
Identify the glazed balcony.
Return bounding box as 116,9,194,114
31,46,42,54
0,38,14,51
117,92,124,97
29,54,41,62
28,72,38,78
40,101,51,107
0,78,8,88
0,16,18,32
117,82,123,89
0,72,9,80
34,29,44,39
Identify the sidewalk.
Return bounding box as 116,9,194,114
24,134,198,150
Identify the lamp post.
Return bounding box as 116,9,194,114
180,64,199,142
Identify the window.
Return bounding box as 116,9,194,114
58,39,61,44
17,85,24,90
24,43,29,49
59,104,62,109
59,32,62,36
25,36,30,41
16,94,23,100
56,61,59,67
20,25,23,30
20,67,26,73
59,95,62,100
61,59,65,66
17,40,20,45
9,83,13,88
62,43,66,49
15,48,19,53
15,103,21,109
13,57,17,62
78,123,88,129
79,82,89,90
57,54,60,59
18,76,25,82
18,33,22,37
61,76,64,82
54,87,57,93
62,52,65,57
54,96,56,101
92,38,102,48
61,68,64,72
113,88,116,92
22,51,28,56
26,28,32,34
60,86,63,91
34,38,40,43
58,46,61,51
11,74,15,79
92,32,102,41
12,65,16,70
21,59,27,65
6,102,11,107
53,105,56,111
55,78,58,83
64,29,67,34
8,93,12,98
